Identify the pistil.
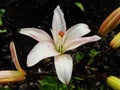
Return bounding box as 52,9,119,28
56,31,65,53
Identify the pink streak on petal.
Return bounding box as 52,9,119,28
64,35,101,51
20,28,52,42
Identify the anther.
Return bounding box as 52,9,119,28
58,31,65,37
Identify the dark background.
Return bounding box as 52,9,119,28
0,0,120,89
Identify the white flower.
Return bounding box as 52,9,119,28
20,5,101,84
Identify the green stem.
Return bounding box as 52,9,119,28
67,84,70,90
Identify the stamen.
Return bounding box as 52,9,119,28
58,31,65,37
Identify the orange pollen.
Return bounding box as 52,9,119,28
58,31,65,37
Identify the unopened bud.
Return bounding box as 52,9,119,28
0,42,26,83
98,7,120,36
0,71,25,83
107,76,120,90
110,32,120,49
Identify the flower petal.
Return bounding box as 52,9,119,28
54,54,73,84
10,42,26,75
52,5,66,35
65,23,91,41
19,28,52,42
64,35,101,51
51,6,66,46
27,41,60,67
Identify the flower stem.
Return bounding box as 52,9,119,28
67,84,70,90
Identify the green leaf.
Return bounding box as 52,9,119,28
0,87,11,90
38,76,68,90
75,52,84,63
87,58,94,65
74,2,85,11
89,49,100,57
99,85,104,90
0,9,5,26
38,76,76,90
0,29,7,34
74,77,84,81
78,87,82,90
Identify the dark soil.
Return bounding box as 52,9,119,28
0,0,120,90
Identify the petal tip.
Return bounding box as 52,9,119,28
92,35,101,41
54,5,63,15
55,5,60,11
27,56,36,67
27,61,34,67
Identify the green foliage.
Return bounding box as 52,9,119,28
0,9,5,26
74,77,84,81
0,87,11,90
38,76,75,90
74,2,85,11
85,49,100,74
0,9,7,34
89,49,100,58
87,49,100,65
0,29,7,34
75,52,84,63
99,85,104,90
78,87,82,90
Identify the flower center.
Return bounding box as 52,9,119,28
58,31,65,37
56,31,65,53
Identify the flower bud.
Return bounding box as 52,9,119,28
0,71,25,83
107,76,120,90
98,7,120,36
0,42,26,83
110,32,120,49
